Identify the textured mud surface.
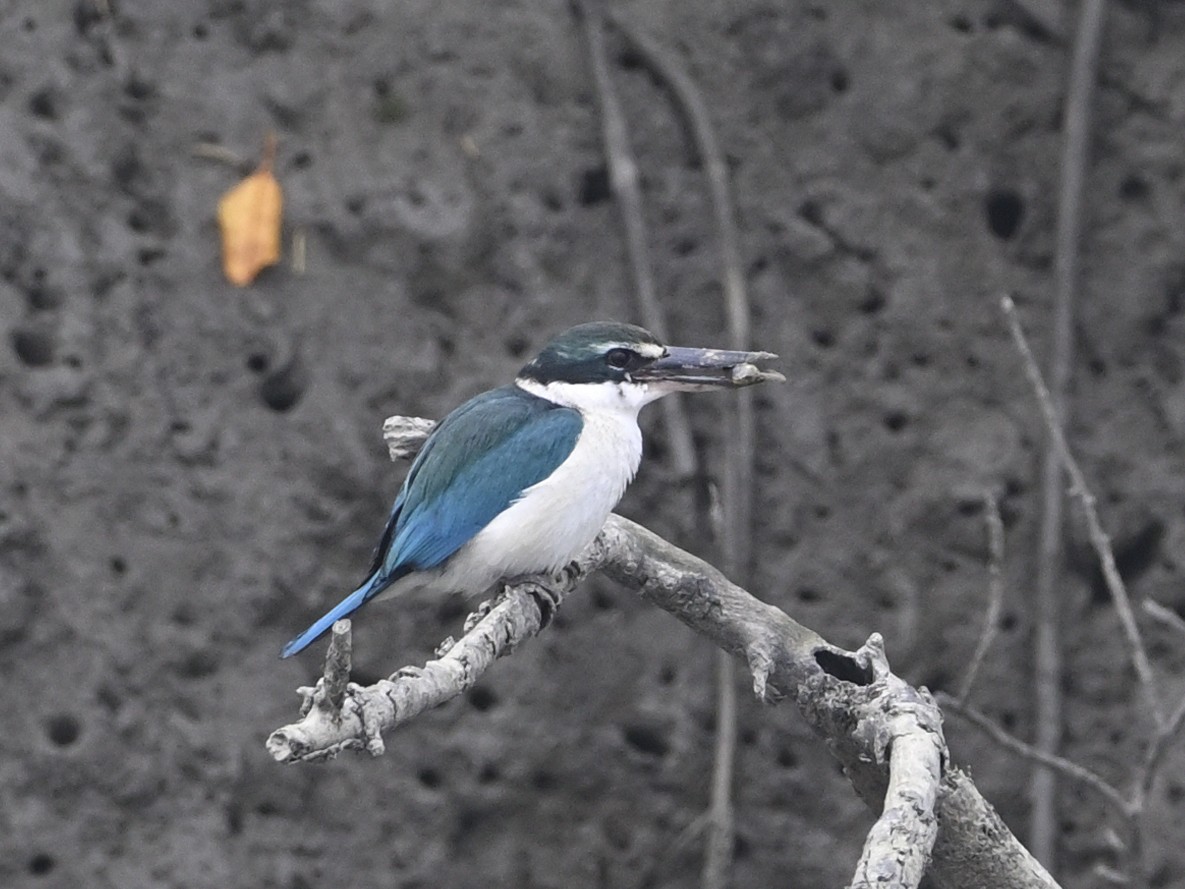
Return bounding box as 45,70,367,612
3,2,1185,887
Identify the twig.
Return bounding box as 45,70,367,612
939,694,1131,824
575,0,697,478
1093,864,1130,886
1029,0,1109,864
191,142,251,171
703,490,739,889
1003,295,1162,724
322,620,352,716
1030,254,1065,865
1135,689,1185,811
283,619,360,758
944,466,1185,885
1142,600,1185,641
702,648,737,889
957,492,1006,703
382,415,439,461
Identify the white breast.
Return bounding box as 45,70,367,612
438,379,653,592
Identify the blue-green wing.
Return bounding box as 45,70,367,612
368,386,582,581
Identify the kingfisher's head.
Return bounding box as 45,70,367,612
517,321,782,411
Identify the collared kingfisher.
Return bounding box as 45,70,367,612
281,321,778,658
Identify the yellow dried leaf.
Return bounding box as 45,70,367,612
218,134,282,286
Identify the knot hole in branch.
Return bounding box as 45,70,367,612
815,648,874,685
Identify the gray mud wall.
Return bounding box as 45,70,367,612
3,2,1185,888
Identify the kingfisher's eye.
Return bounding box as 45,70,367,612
606,348,633,369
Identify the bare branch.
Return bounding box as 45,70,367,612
1002,295,1163,725
702,648,737,889
1142,600,1185,641
957,491,1006,703
1025,0,1110,863
268,519,1062,886
272,413,1061,888
939,694,1131,824
322,620,352,716
382,415,438,462
849,643,943,889
267,570,592,762
930,769,1063,889
1135,689,1185,811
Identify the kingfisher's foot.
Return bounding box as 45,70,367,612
523,578,564,627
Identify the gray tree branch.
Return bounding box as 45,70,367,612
267,417,1063,889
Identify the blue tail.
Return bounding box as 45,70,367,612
280,574,386,658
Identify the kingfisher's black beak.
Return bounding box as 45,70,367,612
634,346,784,390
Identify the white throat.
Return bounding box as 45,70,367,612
515,377,666,417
